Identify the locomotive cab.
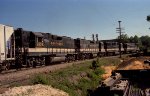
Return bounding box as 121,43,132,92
30,32,44,48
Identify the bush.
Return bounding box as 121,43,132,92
91,60,98,70
30,57,120,96
32,74,49,85
94,68,104,75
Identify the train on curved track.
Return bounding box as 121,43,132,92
0,24,139,72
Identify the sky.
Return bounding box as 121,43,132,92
0,0,150,40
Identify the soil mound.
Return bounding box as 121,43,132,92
118,60,150,70
101,66,116,79
123,61,144,70
1,84,69,96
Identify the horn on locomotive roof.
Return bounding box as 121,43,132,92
96,34,98,42
92,34,95,41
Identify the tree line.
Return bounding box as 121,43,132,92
118,34,150,50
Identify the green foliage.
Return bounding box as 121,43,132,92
31,57,120,96
31,74,49,85
91,60,98,70
140,36,150,48
147,15,150,21
94,68,104,75
10,83,22,87
117,34,130,43
98,57,121,66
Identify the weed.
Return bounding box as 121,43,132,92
31,57,121,96
31,74,49,85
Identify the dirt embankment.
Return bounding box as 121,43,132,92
117,58,150,70
101,57,150,79
0,84,69,96
101,66,116,79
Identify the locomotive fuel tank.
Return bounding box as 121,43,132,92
51,56,66,63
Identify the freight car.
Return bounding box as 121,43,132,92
0,24,15,71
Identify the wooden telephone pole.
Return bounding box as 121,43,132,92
116,21,124,58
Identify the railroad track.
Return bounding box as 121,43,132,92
0,54,123,75
0,65,47,75
126,85,143,96
0,59,86,74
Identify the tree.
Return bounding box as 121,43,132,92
140,35,150,48
129,36,134,43
117,34,129,43
133,35,142,49
133,35,139,43
147,15,150,22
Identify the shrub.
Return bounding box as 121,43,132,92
32,74,49,85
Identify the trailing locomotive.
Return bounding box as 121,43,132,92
123,43,139,53
75,38,99,59
0,24,139,72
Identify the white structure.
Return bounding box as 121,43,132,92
0,24,15,63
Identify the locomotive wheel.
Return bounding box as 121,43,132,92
73,55,76,61
0,65,2,73
3,62,10,70
0,69,2,73
67,56,71,62
33,60,37,68
65,56,69,62
27,60,33,68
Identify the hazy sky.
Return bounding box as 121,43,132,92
0,0,150,40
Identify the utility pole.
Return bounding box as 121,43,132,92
116,21,124,58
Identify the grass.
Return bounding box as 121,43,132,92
31,57,121,96
32,74,49,85
97,57,121,66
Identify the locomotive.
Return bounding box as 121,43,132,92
0,24,139,72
